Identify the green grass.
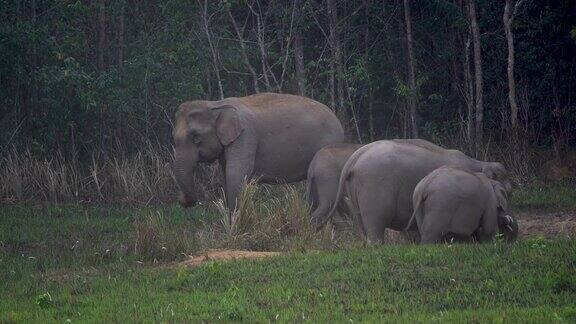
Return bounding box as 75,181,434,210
514,184,576,211
1,203,575,322
2,238,576,322
0,204,211,273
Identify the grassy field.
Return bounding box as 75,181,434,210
1,184,576,322
514,184,576,211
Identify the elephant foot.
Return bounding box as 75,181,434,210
178,192,197,208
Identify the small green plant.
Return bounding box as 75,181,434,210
529,236,548,253
35,293,53,309
219,285,245,320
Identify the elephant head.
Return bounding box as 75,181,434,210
490,179,518,242
482,162,512,198
173,102,243,207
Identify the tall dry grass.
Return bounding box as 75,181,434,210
0,144,220,205
432,131,540,187
195,180,335,252
0,136,556,206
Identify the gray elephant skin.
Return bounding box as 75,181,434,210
173,92,345,211
407,166,518,244
307,143,363,231
329,139,512,243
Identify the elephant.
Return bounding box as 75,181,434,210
173,92,345,211
328,139,512,243
307,143,363,231
406,166,519,244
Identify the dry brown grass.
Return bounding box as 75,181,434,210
195,181,335,252
1,135,555,206
0,145,220,205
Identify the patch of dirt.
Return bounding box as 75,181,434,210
383,211,576,243
516,211,576,238
178,249,282,268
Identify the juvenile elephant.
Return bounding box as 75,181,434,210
173,93,344,211
406,166,519,244
307,143,363,231
329,139,512,243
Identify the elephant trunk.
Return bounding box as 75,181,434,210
498,213,519,242
174,146,200,208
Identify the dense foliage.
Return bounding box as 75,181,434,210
0,0,574,157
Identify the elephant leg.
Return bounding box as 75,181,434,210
331,211,348,232
309,183,335,231
421,231,444,244
223,144,256,212
419,210,449,244
478,209,498,242
356,184,394,244
310,202,331,230
400,231,421,244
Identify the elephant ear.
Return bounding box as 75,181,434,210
491,181,509,212
482,162,506,181
212,105,243,146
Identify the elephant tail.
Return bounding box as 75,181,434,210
327,147,365,226
404,198,423,232
307,175,319,213
405,183,428,232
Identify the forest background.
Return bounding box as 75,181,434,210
1,0,575,203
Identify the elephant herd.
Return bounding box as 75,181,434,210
173,93,519,245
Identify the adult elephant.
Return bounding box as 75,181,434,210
329,139,511,243
173,93,345,211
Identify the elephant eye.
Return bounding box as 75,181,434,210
187,130,201,143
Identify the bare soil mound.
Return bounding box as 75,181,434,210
179,249,282,268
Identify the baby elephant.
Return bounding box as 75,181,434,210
406,166,518,244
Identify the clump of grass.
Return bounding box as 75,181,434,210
133,211,198,262
197,181,333,252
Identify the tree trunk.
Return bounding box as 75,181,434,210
226,6,260,93
293,0,306,96
278,3,297,92
30,0,37,119
246,2,275,91
205,66,213,100
118,0,125,69
403,0,418,138
327,0,348,122
392,0,407,138
468,0,484,150
256,16,271,91
363,0,374,140
504,0,519,136
463,36,475,145
199,0,224,99
329,61,336,110
98,0,106,72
